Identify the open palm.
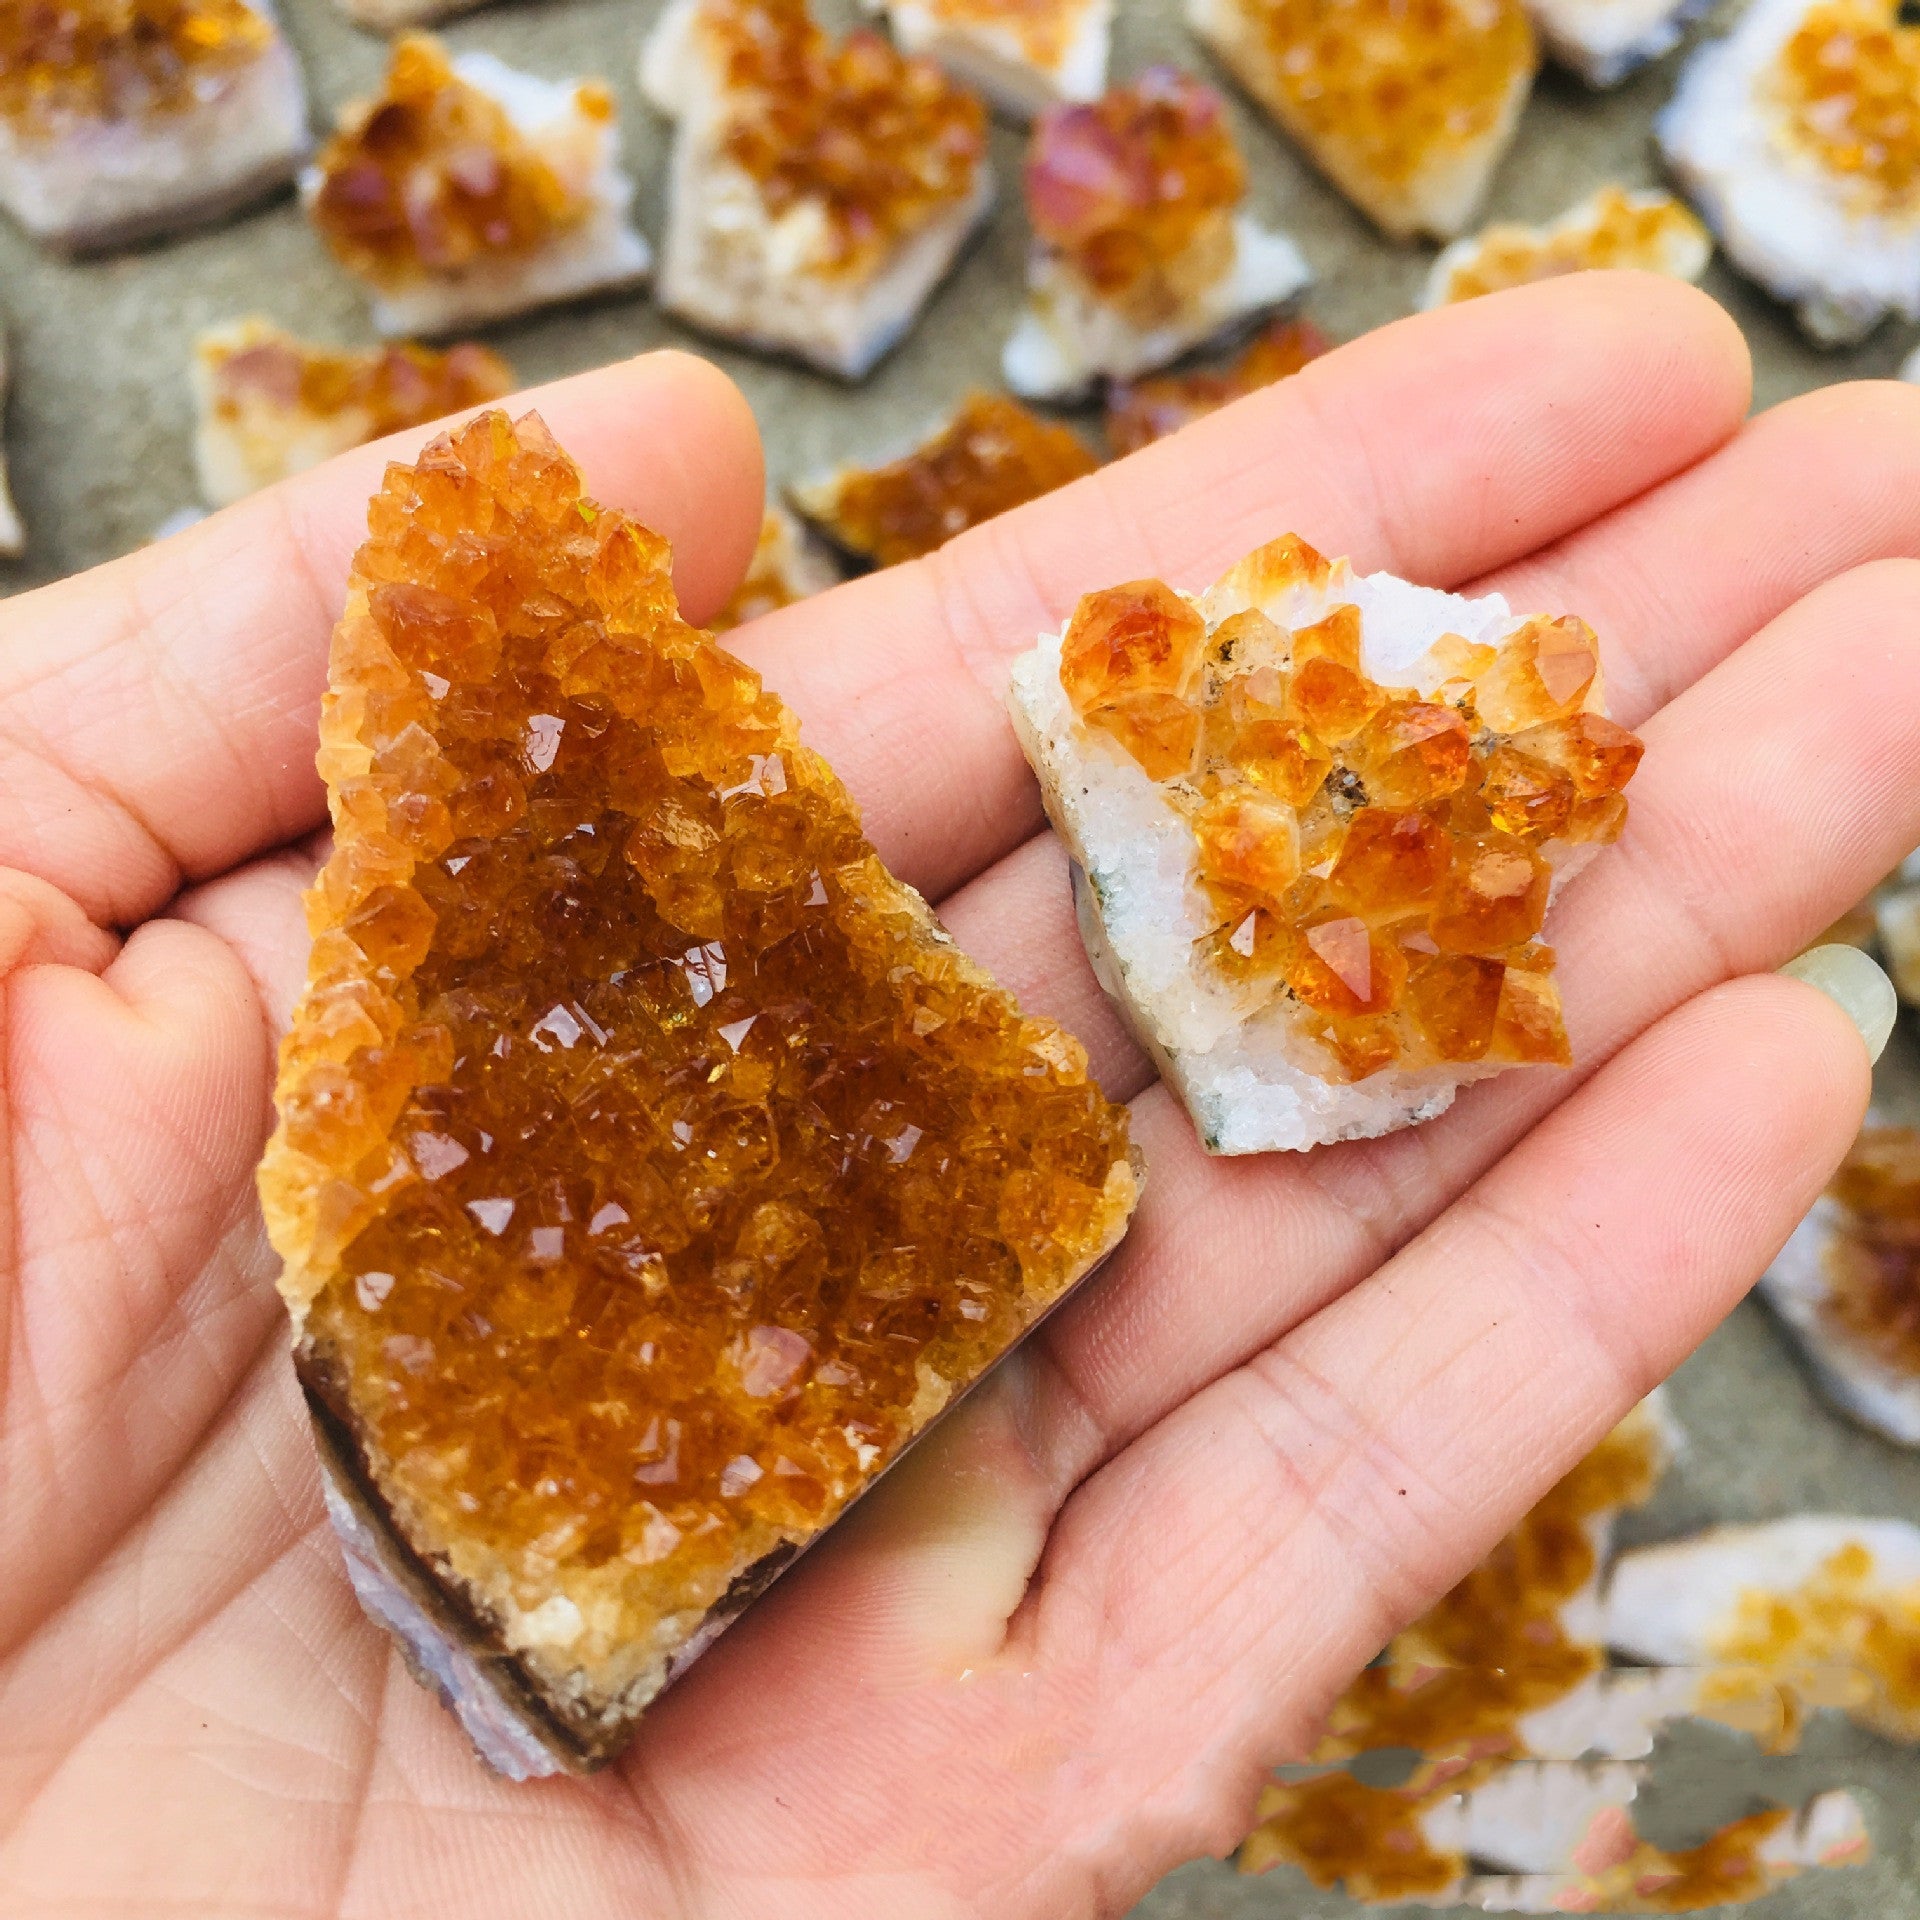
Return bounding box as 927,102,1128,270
1,275,1915,1919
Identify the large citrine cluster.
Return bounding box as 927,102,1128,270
1774,0,1920,212
0,0,269,128
1104,318,1328,456
1242,1409,1669,1899
1822,1127,1920,1377
792,390,1097,568
1241,0,1534,195
1058,537,1641,1085
703,0,988,278
257,410,1137,1769
310,35,599,283
1025,67,1246,302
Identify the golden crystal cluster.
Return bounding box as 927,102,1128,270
310,35,602,285
699,0,988,279
1774,0,1920,213
1822,1126,1920,1380
1434,188,1709,303
800,390,1097,567
1024,67,1247,303
0,0,269,129
207,326,514,439
1059,536,1642,1082
258,410,1136,1727
1103,318,1329,456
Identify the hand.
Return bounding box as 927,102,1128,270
0,274,1913,1920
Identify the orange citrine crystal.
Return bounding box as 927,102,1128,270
1776,0,1920,213
256,410,1138,1768
1025,67,1247,304
793,391,1097,569
1105,319,1330,457
310,35,600,284
1057,537,1644,1082
0,0,270,130
1821,1126,1920,1379
701,0,988,278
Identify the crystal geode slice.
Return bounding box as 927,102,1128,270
1010,535,1643,1154
258,411,1139,1775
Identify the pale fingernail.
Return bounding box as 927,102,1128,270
1778,944,1898,1064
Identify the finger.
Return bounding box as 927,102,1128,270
0,351,764,927
1003,975,1868,1899
724,275,1750,900
0,917,278,1654
1478,378,1920,727
941,556,1920,1484
173,836,326,1043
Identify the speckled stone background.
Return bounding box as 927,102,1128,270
1,0,1916,1912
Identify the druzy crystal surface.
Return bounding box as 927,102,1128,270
1103,317,1328,456
1775,0,1920,212
311,35,603,283
1430,187,1711,304
795,390,1097,567
258,410,1137,1766
0,0,269,130
1821,1127,1920,1380
1057,536,1641,1083
1025,67,1245,304
698,0,988,279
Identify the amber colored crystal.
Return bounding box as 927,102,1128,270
1241,0,1535,191
310,35,598,285
1240,1411,1669,1894
1105,319,1330,456
797,392,1097,569
208,327,514,442
256,410,1137,1759
700,0,988,279
1025,67,1246,300
1433,187,1710,302
0,0,269,129
1821,1127,1920,1379
1057,535,1640,1083
1776,1,1920,214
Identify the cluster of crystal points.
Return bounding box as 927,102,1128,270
1774,0,1920,213
800,391,1097,567
1821,1127,1920,1378
1104,318,1329,456
1243,1415,1670,1900
1245,0,1535,192
1435,188,1709,302
0,0,270,129
257,411,1135,1731
1059,536,1643,1081
701,0,987,278
311,35,602,283
1025,68,1246,303
208,327,514,439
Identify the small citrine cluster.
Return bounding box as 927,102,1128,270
1823,1127,1920,1378
310,35,600,283
1435,188,1708,302
209,330,514,436
1775,0,1920,213
703,0,988,278
258,411,1134,1679
1248,0,1535,189
1104,318,1328,455
0,0,269,128
1025,68,1247,302
803,391,1097,566
1058,537,1642,1083
1242,1415,1671,1900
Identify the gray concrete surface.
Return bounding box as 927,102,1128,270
1,0,1915,1913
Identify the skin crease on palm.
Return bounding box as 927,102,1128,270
1,274,1918,1920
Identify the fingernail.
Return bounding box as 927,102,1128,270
1778,944,1898,1064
